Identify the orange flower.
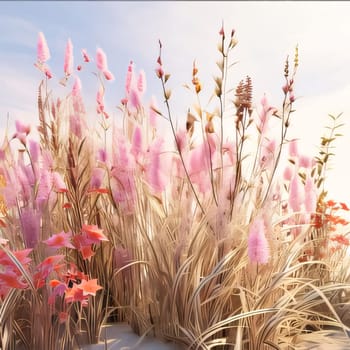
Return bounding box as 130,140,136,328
79,245,95,260
0,269,27,289
43,231,75,249
65,284,87,304
78,278,102,296
340,202,350,211
82,224,108,243
331,234,350,246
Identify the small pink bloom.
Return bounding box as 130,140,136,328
77,65,82,71
247,217,270,264
37,32,50,63
96,48,108,72
82,49,90,62
43,231,75,249
103,69,114,81
155,64,164,79
36,169,53,207
15,120,31,135
44,66,53,79
64,38,73,76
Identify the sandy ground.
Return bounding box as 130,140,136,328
79,323,183,350
79,324,350,349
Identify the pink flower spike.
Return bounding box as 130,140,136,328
129,88,141,110
82,49,90,62
131,126,143,159
96,48,108,72
72,76,82,97
247,217,270,264
37,32,50,63
103,69,114,81
29,139,41,163
44,231,75,249
64,38,74,76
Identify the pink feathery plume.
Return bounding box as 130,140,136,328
37,32,50,63
36,169,53,208
137,70,146,95
131,126,143,160
96,48,108,72
289,174,304,212
29,139,41,179
90,168,105,189
289,139,299,158
283,165,293,182
129,87,141,110
247,217,270,264
146,138,166,194
20,208,41,249
29,139,41,164
69,114,83,138
72,76,82,97
64,38,73,76
304,176,317,212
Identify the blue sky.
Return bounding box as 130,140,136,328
1,1,350,201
